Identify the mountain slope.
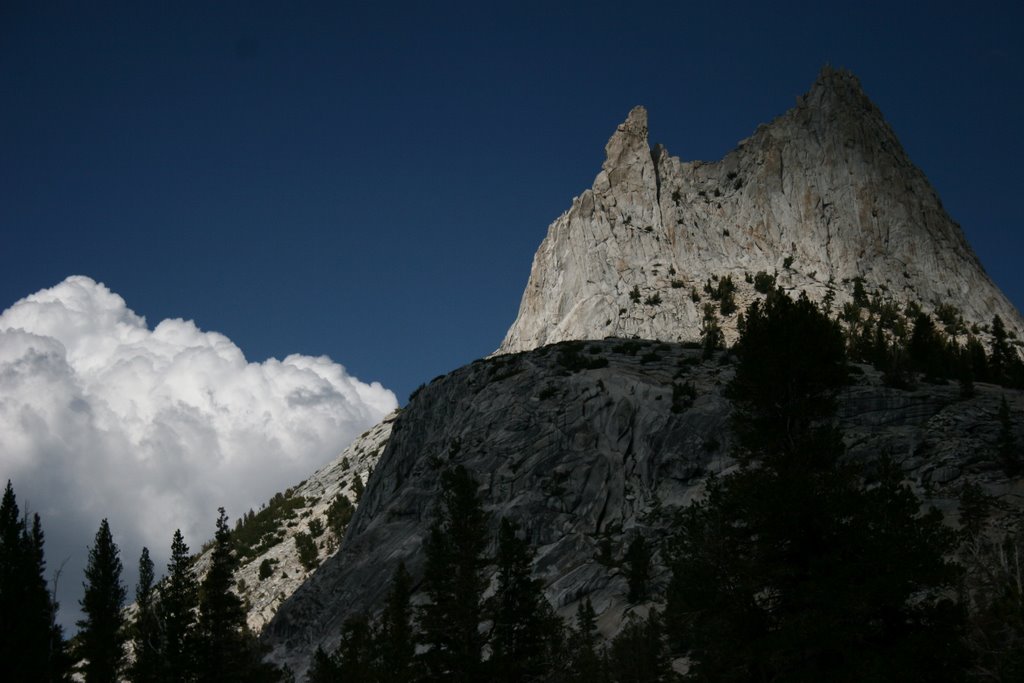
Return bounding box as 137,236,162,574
263,340,1023,676
192,411,396,633
499,67,1024,353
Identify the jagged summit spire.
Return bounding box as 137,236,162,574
605,106,648,151
498,69,1024,355
598,106,652,186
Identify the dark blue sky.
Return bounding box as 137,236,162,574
3,0,1023,402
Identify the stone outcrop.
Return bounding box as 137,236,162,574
263,342,1024,676
193,411,396,633
499,67,1024,353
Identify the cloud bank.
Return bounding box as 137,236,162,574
0,276,397,628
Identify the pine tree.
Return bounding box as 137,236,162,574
565,599,605,683
0,481,66,682
908,311,950,379
966,335,990,383
77,519,127,683
129,547,161,683
624,536,651,603
957,346,976,399
997,395,1020,476
990,315,1013,385
25,512,60,680
334,613,378,681
194,509,243,680
666,289,969,682
161,529,198,682
378,562,417,682
958,481,993,540
193,509,281,683
0,481,19,652
487,518,562,682
418,466,488,682
309,562,419,683
726,288,847,460
699,303,723,359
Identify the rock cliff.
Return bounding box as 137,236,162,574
263,341,1024,676
499,67,1024,353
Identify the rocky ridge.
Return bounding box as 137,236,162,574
263,341,1024,676
193,411,396,633
499,67,1024,353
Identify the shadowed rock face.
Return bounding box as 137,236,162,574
263,340,1023,676
499,68,1024,353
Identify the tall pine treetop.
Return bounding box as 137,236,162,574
78,518,127,683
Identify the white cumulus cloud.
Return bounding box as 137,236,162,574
0,276,398,629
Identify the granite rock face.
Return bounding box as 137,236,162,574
499,68,1024,352
263,342,1024,676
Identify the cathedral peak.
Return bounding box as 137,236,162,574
499,70,1023,355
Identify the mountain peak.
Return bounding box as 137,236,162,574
498,70,1024,355
796,64,881,128
605,105,648,156
593,105,654,196
808,64,864,98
